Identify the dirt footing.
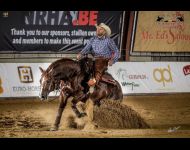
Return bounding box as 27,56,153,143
67,99,150,129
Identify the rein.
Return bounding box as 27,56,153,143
43,76,61,102
47,89,60,102
47,79,61,102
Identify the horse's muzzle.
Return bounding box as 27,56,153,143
39,94,47,101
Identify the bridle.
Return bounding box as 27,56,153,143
47,79,61,102
40,73,61,102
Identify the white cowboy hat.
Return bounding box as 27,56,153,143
95,23,111,37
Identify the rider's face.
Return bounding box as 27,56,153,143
96,26,106,37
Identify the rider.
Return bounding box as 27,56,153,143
77,23,120,93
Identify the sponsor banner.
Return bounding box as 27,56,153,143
132,11,190,52
108,62,190,94
0,11,122,53
0,63,60,97
0,62,190,97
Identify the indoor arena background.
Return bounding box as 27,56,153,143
0,11,190,137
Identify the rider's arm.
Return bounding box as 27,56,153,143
80,37,94,55
77,37,94,59
107,38,120,64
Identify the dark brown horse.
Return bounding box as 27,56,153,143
39,57,123,131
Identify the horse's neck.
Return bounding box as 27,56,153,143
46,58,75,72
77,61,84,72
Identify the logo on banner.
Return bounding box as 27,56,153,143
116,68,142,90
183,65,190,76
156,11,184,23
121,82,140,91
153,65,173,87
18,66,34,83
116,68,148,80
25,11,98,26
116,68,128,80
0,77,4,94
156,11,185,31
116,68,148,81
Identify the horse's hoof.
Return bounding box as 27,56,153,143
77,112,87,118
80,112,87,118
83,122,99,130
50,126,58,131
94,101,101,107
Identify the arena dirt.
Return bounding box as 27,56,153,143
0,94,190,137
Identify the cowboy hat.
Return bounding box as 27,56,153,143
95,23,111,37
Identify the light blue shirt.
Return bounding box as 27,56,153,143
80,36,120,63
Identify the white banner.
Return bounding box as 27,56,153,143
0,63,51,97
108,62,190,94
0,62,190,97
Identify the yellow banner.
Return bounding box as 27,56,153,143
133,11,190,52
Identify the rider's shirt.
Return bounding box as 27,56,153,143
80,36,120,64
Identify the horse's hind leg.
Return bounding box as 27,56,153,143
50,93,69,131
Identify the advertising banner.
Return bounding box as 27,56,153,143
108,62,190,94
132,11,190,52
0,63,50,97
0,62,190,97
0,11,123,53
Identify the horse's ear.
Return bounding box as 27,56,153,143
39,67,44,73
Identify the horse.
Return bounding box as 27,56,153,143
39,57,93,115
39,57,123,131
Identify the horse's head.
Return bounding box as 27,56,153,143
39,67,58,101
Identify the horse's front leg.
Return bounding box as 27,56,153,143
50,92,69,131
71,91,87,118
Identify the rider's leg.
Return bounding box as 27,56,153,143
88,58,109,93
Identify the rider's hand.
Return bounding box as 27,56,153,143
108,60,113,66
77,53,82,60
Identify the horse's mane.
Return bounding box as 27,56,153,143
78,58,86,70
46,58,75,73
78,57,94,74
